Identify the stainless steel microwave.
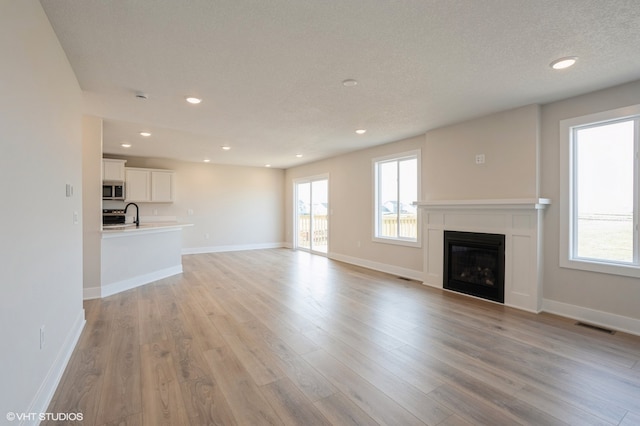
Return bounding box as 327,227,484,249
103,181,125,200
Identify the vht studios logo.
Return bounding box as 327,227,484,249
6,412,83,422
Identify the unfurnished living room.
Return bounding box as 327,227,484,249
2,1,640,425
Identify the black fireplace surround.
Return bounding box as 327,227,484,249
443,231,505,303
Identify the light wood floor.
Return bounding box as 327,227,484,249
46,249,640,425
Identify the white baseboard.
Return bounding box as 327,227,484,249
328,252,423,281
24,309,85,426
543,298,640,336
84,265,183,300
182,242,285,255
82,286,101,300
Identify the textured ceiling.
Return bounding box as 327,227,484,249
40,0,640,168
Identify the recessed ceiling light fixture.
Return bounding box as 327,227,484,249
139,131,151,137
203,159,211,163
121,143,131,148
295,154,303,158
135,92,148,100
355,129,367,135
342,79,358,87
186,96,202,104
550,56,578,70
265,164,271,168
221,145,231,151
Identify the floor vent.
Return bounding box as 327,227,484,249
575,322,616,335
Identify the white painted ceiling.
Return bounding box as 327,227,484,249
40,0,640,169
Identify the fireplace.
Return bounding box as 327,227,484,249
443,231,505,303
417,199,549,312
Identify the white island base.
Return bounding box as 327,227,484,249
85,223,191,299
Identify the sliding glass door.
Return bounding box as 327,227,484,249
295,177,328,254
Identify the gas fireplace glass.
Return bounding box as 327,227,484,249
443,231,505,303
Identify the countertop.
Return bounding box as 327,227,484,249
102,222,193,238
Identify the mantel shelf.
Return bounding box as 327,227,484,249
414,198,551,210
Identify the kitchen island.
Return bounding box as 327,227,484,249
88,222,193,299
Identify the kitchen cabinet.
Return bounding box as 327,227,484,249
125,167,175,202
102,159,126,181
125,168,151,201
151,171,174,202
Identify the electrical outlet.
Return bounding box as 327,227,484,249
40,326,45,349
73,211,79,224
188,209,194,216
475,154,485,164
153,209,158,215
204,233,210,240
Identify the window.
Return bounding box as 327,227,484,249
560,104,640,277
373,150,420,246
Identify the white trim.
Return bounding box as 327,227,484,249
23,309,85,426
293,173,330,253
329,251,423,281
560,104,640,278
372,149,421,246
543,298,640,337
83,286,102,300
100,265,182,298
415,198,551,210
182,242,285,255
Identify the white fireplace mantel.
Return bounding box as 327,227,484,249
416,198,550,313
415,198,551,210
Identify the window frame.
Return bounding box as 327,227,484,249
372,149,421,248
559,104,640,278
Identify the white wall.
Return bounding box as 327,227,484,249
105,156,285,252
0,0,84,420
424,104,540,200
285,135,425,278
83,116,103,291
541,79,640,326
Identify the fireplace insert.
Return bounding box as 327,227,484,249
443,231,505,303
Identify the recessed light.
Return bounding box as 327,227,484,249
342,79,358,87
186,96,202,104
203,159,210,163
355,129,367,135
121,143,131,148
265,164,271,168
550,56,578,70
135,92,148,100
295,154,303,158
139,131,151,137
221,146,231,151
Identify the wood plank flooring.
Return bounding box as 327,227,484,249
46,249,640,425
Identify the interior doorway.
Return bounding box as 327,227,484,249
294,176,329,254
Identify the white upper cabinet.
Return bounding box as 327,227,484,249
125,168,151,202
102,159,126,181
125,167,175,203
151,171,174,202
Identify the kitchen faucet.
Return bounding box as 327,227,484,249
124,202,140,227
